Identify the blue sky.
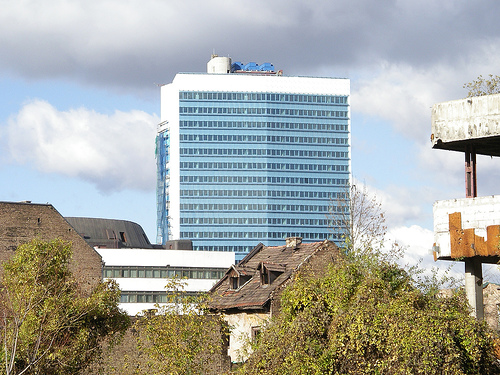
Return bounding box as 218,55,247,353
2,0,500,278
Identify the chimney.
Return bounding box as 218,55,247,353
286,237,302,248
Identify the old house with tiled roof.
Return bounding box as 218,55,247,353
209,237,340,363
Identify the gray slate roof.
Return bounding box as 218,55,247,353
65,217,153,249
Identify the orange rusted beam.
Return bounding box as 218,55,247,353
449,212,500,258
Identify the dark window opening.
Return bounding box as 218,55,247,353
260,264,284,285
269,270,280,284
251,326,261,342
231,277,238,290
261,271,269,285
230,275,251,290
120,232,127,243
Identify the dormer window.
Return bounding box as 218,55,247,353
259,262,285,285
230,275,251,290
228,266,252,290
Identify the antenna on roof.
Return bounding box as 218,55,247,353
211,48,218,59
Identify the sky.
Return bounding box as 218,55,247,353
1,0,500,280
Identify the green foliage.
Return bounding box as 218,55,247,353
464,74,500,97
0,238,129,375
132,278,229,375
241,255,499,375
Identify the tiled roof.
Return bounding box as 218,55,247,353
209,239,339,311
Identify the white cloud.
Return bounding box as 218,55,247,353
4,100,157,192
352,179,429,229
352,38,500,146
385,225,464,282
387,225,434,265
352,63,460,143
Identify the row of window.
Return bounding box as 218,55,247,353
120,291,200,304
103,266,227,280
181,231,338,240
180,106,348,118
179,91,348,104
179,148,349,158
180,176,349,185
180,162,349,172
193,245,252,252
179,120,348,132
180,217,331,226
180,134,348,145
180,190,347,199
179,203,344,212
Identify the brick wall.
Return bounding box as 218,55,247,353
0,202,102,293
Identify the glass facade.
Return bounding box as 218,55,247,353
157,82,350,261
156,124,169,242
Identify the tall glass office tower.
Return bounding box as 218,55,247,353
157,56,350,260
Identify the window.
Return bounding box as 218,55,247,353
229,272,251,290
102,266,226,279
231,277,238,290
261,271,269,285
251,326,261,342
260,263,285,285
119,232,127,243
106,229,116,240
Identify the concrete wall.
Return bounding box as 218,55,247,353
433,196,500,260
224,312,269,363
0,202,102,293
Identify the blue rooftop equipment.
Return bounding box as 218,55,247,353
231,62,244,72
244,62,258,71
231,61,276,73
258,63,275,71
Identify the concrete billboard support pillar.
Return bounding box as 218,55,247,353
464,257,483,319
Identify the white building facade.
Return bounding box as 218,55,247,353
97,248,234,316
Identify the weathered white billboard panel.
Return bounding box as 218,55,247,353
431,94,500,156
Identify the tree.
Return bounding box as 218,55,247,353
132,278,230,375
464,74,500,97
241,255,499,375
0,238,129,375
330,183,387,255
